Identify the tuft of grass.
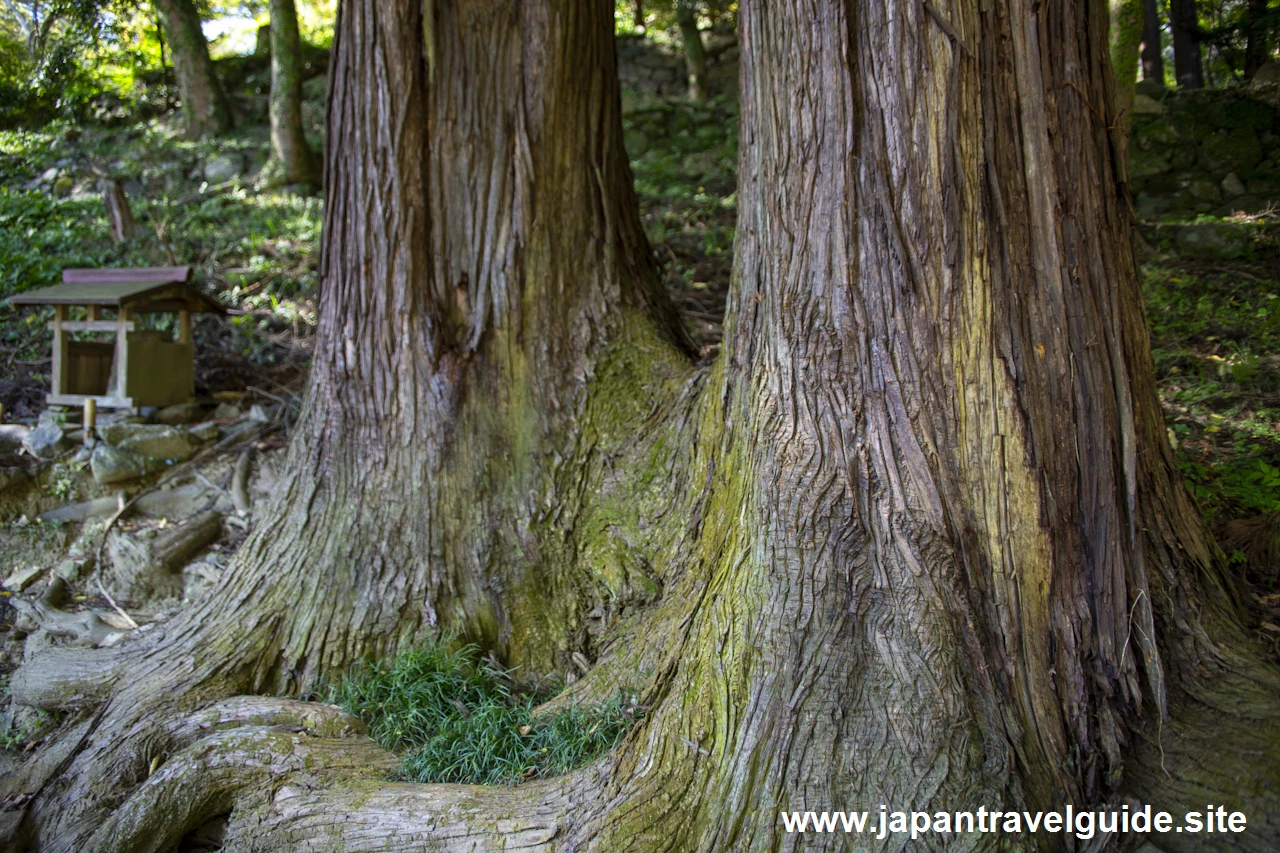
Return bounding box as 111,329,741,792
329,640,641,786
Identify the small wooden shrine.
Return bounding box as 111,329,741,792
9,267,223,409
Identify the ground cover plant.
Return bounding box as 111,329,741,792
329,640,643,785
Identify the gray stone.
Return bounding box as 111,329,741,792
1213,195,1269,217
1176,222,1249,259
1170,145,1199,171
39,408,78,427
98,423,196,461
56,559,86,582
1134,192,1172,220
1129,148,1171,179
1131,94,1165,115
38,495,122,523
0,466,28,493
202,153,244,184
90,443,149,485
0,424,29,453
1135,78,1168,97
623,128,650,159
1187,176,1222,204
3,565,44,592
187,422,220,443
41,167,59,182
1246,176,1280,196
22,424,69,459
1254,62,1280,85
135,483,231,518
211,402,242,420
1199,128,1264,174
1221,172,1246,198
157,402,206,425
117,426,195,462
1134,116,1181,146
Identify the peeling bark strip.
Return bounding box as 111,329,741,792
3,0,1279,851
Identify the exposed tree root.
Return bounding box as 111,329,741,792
84,724,394,853
221,773,590,853
5,691,603,853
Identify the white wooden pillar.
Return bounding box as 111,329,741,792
114,305,132,403
50,305,68,397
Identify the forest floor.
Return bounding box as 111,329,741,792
0,83,1278,754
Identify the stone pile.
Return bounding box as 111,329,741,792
0,401,270,494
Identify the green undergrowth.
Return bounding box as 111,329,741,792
1142,226,1280,529
329,640,644,786
0,121,324,409
622,92,738,352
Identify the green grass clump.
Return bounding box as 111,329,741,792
329,641,641,786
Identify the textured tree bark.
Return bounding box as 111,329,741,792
1170,0,1204,88
3,0,1278,850
1141,0,1165,82
267,0,318,185
675,1,708,101
154,0,234,138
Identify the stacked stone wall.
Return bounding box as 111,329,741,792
1130,81,1280,219
615,28,739,98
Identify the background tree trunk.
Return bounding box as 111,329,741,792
1142,0,1165,81
1111,0,1144,121
154,0,234,138
1171,0,1205,88
4,0,1279,850
675,1,708,101
267,0,318,185
1244,0,1274,78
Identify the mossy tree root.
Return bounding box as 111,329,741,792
19,695,592,853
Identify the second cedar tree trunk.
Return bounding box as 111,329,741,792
1141,0,1165,82
268,0,319,185
1244,0,1274,78
1110,0,1143,120
1171,0,1205,88
7,0,1280,849
154,0,234,138
675,1,708,101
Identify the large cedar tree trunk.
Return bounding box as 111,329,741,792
266,0,318,185
2,0,1278,850
1171,0,1205,88
1142,0,1165,82
1244,0,1275,78
155,0,234,138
